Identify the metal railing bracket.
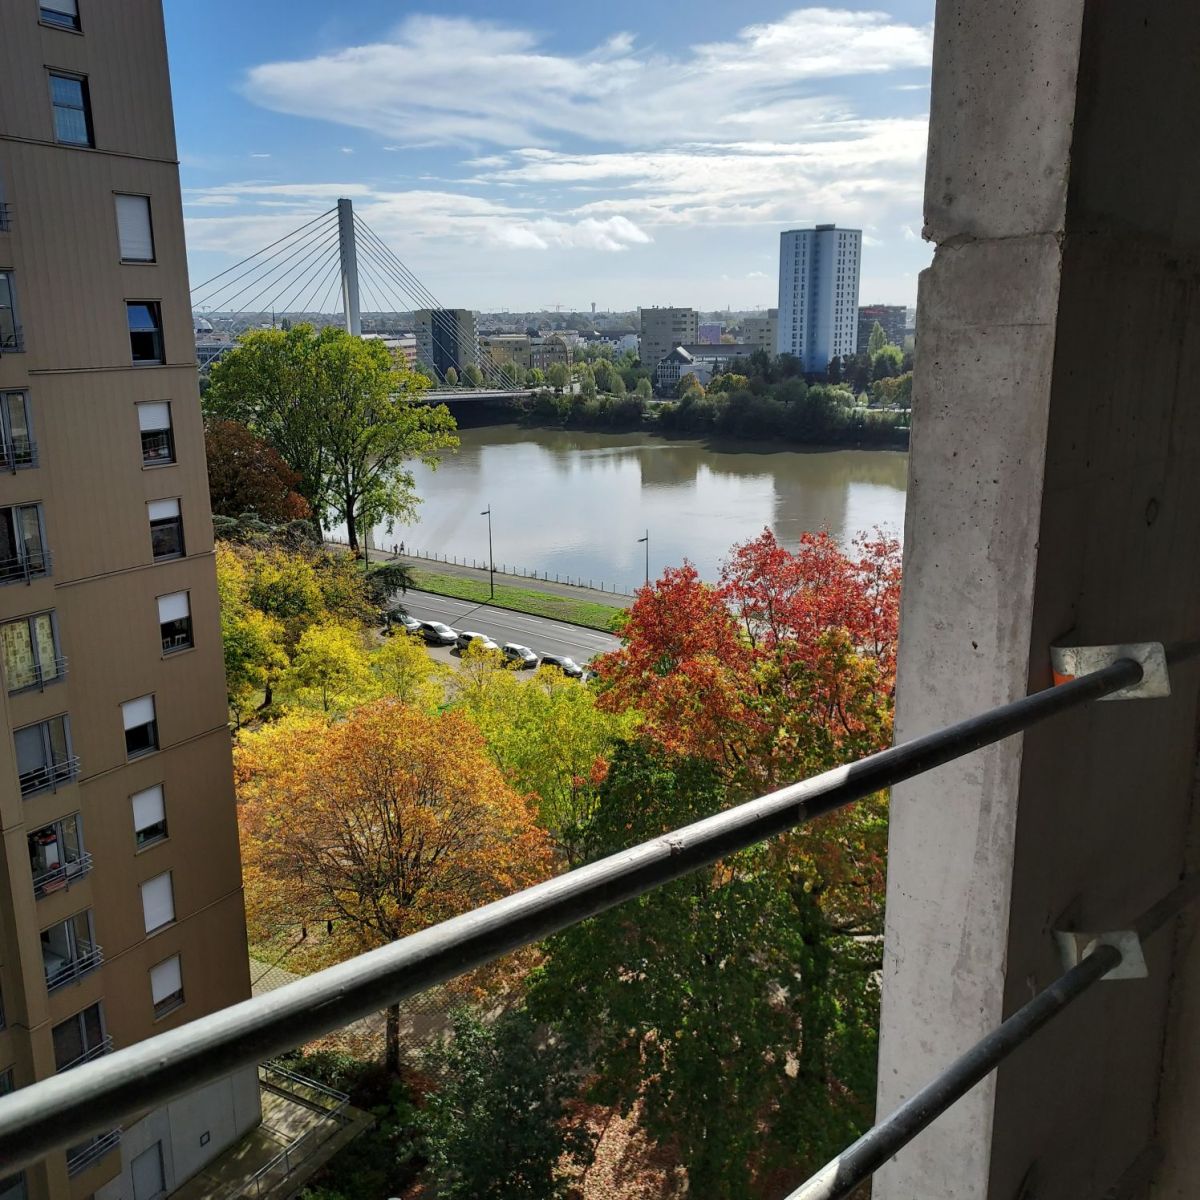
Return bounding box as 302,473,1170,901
1054,929,1147,980
1050,642,1169,700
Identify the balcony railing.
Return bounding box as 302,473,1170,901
0,327,23,356
0,641,1198,1181
56,1036,112,1075
0,437,36,473
0,203,11,233
65,1129,120,1177
44,942,103,993
31,851,92,900
10,655,68,695
0,548,50,585
19,755,79,797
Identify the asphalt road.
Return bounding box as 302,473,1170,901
394,589,621,665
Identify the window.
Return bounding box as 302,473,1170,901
150,956,183,1019
1,611,62,691
132,784,167,848
48,72,92,146
0,503,47,582
28,813,86,897
0,273,20,352
122,694,158,758
40,0,80,29
0,1069,11,1097
52,1002,106,1071
140,872,174,933
0,393,34,470
148,497,183,559
116,195,154,263
138,401,174,464
158,591,191,653
41,910,97,992
132,1142,165,1200
127,301,164,364
0,1175,24,1200
15,715,74,795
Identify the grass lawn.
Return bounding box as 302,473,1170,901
409,568,626,633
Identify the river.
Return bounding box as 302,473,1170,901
372,424,908,593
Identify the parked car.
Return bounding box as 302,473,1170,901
384,610,422,637
419,621,458,645
502,643,538,669
539,653,584,678
456,631,501,654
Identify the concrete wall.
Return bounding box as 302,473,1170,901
878,2,1200,1197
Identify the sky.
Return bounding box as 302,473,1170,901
166,1,935,315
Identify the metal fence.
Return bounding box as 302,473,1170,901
0,640,1197,1194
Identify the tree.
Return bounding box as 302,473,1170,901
205,419,311,522
609,373,627,398
417,1007,595,1199
462,363,484,387
283,622,374,712
546,362,570,394
634,377,653,400
236,701,553,1071
867,320,889,356
529,743,880,1198
827,355,842,384
870,343,903,381
372,630,447,711
527,366,545,387
592,358,615,393
215,544,286,724
444,365,459,387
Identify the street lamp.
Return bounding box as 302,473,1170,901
481,505,495,598
637,529,649,587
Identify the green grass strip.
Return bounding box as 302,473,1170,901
409,568,626,633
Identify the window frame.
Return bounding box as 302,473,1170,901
41,908,96,993
28,812,86,897
157,590,192,655
0,610,63,693
0,503,48,583
126,300,165,365
51,1001,107,1072
122,694,158,760
137,401,174,466
148,497,184,561
149,955,184,1020
0,273,22,353
40,0,81,31
114,193,155,264
14,713,74,796
47,70,93,147
140,871,175,935
0,392,36,471
131,783,168,850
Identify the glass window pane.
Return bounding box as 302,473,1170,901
1,622,35,690
126,304,158,331
18,507,41,559
49,76,82,107
53,106,89,146
81,1003,102,1049
32,614,57,679
14,726,45,776
47,716,68,765
52,1017,83,1070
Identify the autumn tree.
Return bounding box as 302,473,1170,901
237,702,553,1071
205,419,311,522
283,623,374,713
372,630,448,711
215,543,286,724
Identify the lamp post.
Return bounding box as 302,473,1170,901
637,529,649,587
481,506,495,598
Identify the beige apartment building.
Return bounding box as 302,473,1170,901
0,4,258,1199
638,306,696,372
740,308,778,352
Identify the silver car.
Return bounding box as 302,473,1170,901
419,620,458,645
502,643,538,669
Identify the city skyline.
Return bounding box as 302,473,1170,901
167,2,936,312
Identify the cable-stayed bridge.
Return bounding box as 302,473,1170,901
190,199,531,400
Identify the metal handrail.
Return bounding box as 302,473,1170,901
19,754,79,797
0,436,36,472
0,203,10,233
56,1036,112,1075
259,1062,349,1113
0,647,1195,1172
0,547,50,585
44,942,103,993
31,850,92,899
10,654,68,694
65,1129,120,1176
0,326,23,355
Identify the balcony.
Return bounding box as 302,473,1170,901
0,326,22,356
44,941,102,993
65,1130,120,1177
31,851,91,900
0,204,9,234
0,436,36,473
0,547,49,585
55,1034,112,1074
19,754,79,797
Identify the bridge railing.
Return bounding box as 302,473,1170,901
0,641,1197,1193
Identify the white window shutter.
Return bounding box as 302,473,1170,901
156,592,188,624
131,784,165,833
115,195,154,261
150,955,181,1004
122,695,155,731
137,402,170,432
147,498,179,522
141,873,174,932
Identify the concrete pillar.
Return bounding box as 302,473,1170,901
878,3,1200,1197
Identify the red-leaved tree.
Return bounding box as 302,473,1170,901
205,418,311,522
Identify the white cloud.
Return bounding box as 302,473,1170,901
340,147,354,155
249,152,271,159
242,9,933,148
901,224,920,241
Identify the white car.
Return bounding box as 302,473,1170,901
457,631,500,654
419,621,458,645
502,643,538,669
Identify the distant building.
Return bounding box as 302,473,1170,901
697,322,723,345
654,346,708,393
777,225,862,372
414,308,479,380
741,309,778,352
530,333,572,372
480,333,532,371
361,332,417,367
679,343,757,371
857,304,907,350
639,307,697,369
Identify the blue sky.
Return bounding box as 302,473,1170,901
166,2,935,314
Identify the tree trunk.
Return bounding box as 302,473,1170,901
386,1002,401,1074
346,503,359,555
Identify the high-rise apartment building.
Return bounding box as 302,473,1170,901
414,308,479,381
776,226,862,372
0,5,258,1198
638,307,697,371
741,309,778,352
856,303,907,349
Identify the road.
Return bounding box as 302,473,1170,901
395,590,621,665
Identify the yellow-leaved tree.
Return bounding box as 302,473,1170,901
236,699,552,1070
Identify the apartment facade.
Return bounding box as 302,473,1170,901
776,226,862,372
0,4,258,1198
740,308,778,353
856,303,907,350
638,307,697,371
479,332,531,372
413,308,479,381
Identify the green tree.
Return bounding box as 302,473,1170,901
871,343,904,381
546,362,570,394
827,355,842,384
527,366,545,387
609,373,626,398
371,631,447,711
283,622,374,712
867,320,888,355
634,377,653,400
462,363,484,387
417,1007,595,1200
444,365,459,387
